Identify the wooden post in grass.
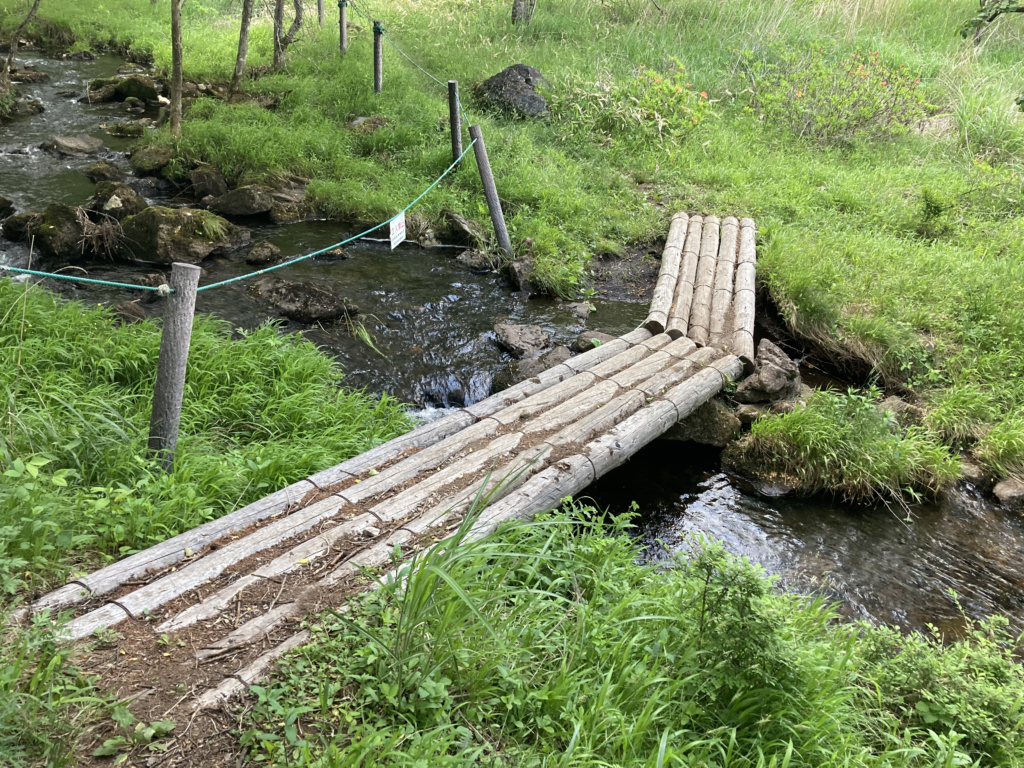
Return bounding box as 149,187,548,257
373,20,383,92
338,0,348,53
448,80,463,165
148,262,201,472
469,124,513,259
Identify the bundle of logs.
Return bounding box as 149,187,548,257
15,211,757,713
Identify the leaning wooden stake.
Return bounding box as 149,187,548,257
148,262,200,471
338,0,348,53
373,20,383,92
731,218,757,368
686,215,720,346
644,212,689,334
469,124,513,259
448,81,463,165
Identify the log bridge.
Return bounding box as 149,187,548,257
20,214,756,711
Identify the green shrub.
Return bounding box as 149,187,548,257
743,44,931,144
725,388,959,503
549,59,715,146
976,415,1024,480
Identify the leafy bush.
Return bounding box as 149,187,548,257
743,44,931,144
549,59,715,146
724,388,959,503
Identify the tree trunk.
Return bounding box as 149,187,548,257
228,0,254,97
318,0,325,27
1,0,43,98
273,0,286,70
511,0,536,25
170,0,183,135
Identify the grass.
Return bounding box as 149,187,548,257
240,506,1024,766
3,0,1024,486
0,280,410,596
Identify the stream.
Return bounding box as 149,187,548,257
3,54,1023,637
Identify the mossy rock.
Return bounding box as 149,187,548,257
82,160,126,183
90,182,148,220
2,212,41,242
35,204,85,261
106,122,145,138
115,76,159,103
130,145,174,176
119,206,249,264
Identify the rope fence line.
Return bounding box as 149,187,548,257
0,265,170,293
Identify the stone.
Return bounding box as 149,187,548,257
735,339,801,404
88,182,148,221
0,195,13,219
960,460,993,489
22,99,44,114
661,398,741,448
880,396,926,428
112,300,147,324
119,206,249,264
105,122,145,138
82,160,126,183
55,90,79,98
566,301,591,320
572,331,616,353
475,64,549,118
2,212,41,242
79,84,119,103
993,478,1024,511
455,249,491,271
246,240,282,266
269,203,303,224
735,403,767,425
494,323,550,358
129,145,174,176
439,209,486,247
34,204,85,261
207,185,275,217
406,213,439,247
40,135,105,155
249,277,358,324
504,259,542,296
11,68,49,84
115,76,160,103
189,166,228,200
493,345,572,392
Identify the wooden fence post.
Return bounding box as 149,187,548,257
373,20,383,93
448,80,463,165
468,124,513,259
338,0,348,53
148,262,201,472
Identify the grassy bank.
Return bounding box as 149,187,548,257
4,0,1023,488
241,508,1024,766
0,281,410,595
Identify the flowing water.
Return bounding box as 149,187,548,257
3,54,1024,636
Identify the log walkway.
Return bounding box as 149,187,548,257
19,213,757,714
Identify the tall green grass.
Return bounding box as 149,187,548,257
241,506,1024,766
0,281,410,594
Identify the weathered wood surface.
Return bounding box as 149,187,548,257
709,216,739,348
687,216,721,346
193,630,311,710
731,218,757,367
643,212,689,334
666,215,705,339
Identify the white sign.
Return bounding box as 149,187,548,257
389,211,406,250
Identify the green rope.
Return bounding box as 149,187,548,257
0,265,171,293
196,138,477,293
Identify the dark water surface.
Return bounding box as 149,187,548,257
4,54,1024,636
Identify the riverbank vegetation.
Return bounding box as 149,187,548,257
4,0,1023,490
242,509,1024,766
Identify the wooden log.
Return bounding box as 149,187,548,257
193,630,311,710
58,603,129,642
686,216,721,346
196,602,297,660
158,513,379,633
621,328,654,345
338,0,347,53
666,215,705,339
659,356,743,421
634,347,721,398
731,218,757,369
321,529,414,586
488,373,598,426
519,379,621,434
469,125,513,259
709,216,739,348
563,339,631,372
643,212,689,334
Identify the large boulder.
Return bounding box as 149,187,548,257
0,195,13,219
130,145,174,176
661,398,741,448
993,478,1024,512
475,64,549,118
119,206,249,264
735,339,801,404
34,204,85,261
2,212,41,242
87,182,148,221
249,277,358,324
494,323,550,358
83,75,159,104
207,185,275,217
40,135,105,155
190,166,228,200
439,209,486,247
455,249,491,272
82,160,127,183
